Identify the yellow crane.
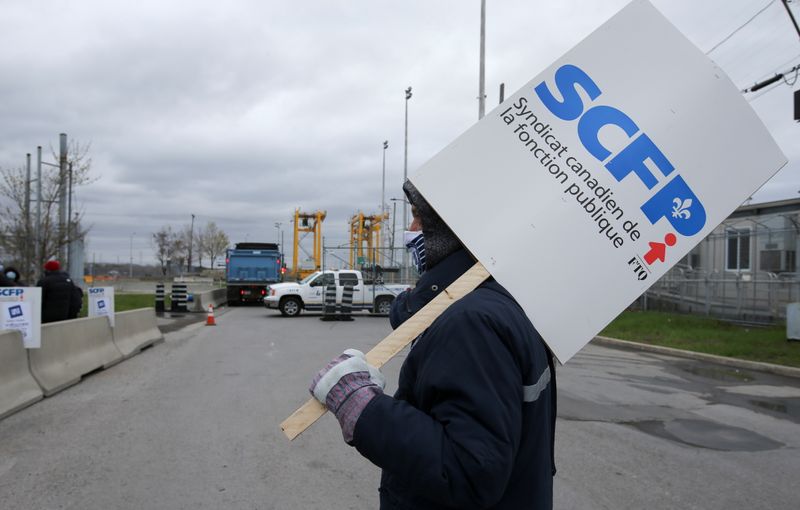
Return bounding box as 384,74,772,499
349,212,389,268
292,209,326,279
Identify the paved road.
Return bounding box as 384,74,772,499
1,306,798,509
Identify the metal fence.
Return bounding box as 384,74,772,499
318,245,419,288
639,265,800,324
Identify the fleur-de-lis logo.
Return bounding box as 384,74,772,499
672,197,692,219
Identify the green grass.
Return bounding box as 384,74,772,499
600,310,800,368
78,293,156,318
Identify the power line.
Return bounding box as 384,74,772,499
706,0,777,55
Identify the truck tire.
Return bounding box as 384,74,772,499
226,288,240,306
373,296,394,315
280,296,302,317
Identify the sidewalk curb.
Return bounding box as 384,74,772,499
592,335,800,379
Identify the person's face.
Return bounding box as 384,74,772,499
409,206,422,232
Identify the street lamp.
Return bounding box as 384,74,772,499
403,87,412,278
274,221,284,267
382,140,389,255
381,140,389,217
389,197,409,268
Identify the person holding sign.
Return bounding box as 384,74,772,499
37,260,81,323
309,181,557,509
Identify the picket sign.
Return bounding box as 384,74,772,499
0,287,42,349
283,0,787,440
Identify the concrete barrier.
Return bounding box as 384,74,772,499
0,330,43,420
111,308,164,358
28,316,123,397
190,287,227,312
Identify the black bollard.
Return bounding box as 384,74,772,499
321,284,337,321
155,283,165,314
338,284,354,321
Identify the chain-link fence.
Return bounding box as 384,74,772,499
637,216,800,324
638,266,800,324
320,245,419,288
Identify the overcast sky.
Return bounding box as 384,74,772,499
1,0,798,268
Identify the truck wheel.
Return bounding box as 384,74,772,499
280,297,302,317
374,296,394,315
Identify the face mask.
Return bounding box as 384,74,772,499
4,271,14,280
404,230,426,275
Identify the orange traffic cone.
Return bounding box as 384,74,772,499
206,304,217,326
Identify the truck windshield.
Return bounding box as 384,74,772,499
299,272,321,284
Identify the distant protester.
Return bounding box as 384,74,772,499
0,263,13,287
37,260,82,323
3,266,26,286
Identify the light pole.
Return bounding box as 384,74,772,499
390,197,408,269
275,221,284,269
381,140,388,217
478,0,486,119
129,232,136,278
382,140,389,256
403,87,412,278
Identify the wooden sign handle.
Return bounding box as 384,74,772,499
280,262,491,441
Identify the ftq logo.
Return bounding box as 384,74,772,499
8,304,23,319
534,64,706,238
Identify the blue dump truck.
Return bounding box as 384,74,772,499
225,242,282,305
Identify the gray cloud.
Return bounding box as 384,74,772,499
1,0,798,265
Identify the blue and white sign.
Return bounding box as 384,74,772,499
0,287,42,348
410,0,787,363
88,287,115,327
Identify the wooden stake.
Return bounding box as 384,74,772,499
280,262,491,440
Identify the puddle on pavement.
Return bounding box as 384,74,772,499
629,418,783,452
749,399,788,414
679,365,755,383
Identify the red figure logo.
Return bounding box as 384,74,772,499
644,233,677,265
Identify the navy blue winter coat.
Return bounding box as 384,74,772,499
353,249,556,509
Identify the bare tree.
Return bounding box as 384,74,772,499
0,140,93,281
152,227,173,277
152,225,188,277
199,222,230,268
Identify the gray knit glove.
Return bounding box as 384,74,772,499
309,349,385,443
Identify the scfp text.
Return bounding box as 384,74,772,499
535,64,706,237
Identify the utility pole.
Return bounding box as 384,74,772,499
129,232,136,278
403,87,412,279
58,133,67,264
478,0,486,119
782,0,800,41
66,161,73,271
35,146,42,281
188,213,195,273
24,153,31,278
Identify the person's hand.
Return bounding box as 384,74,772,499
310,349,385,442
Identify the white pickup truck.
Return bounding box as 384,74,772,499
263,270,408,317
